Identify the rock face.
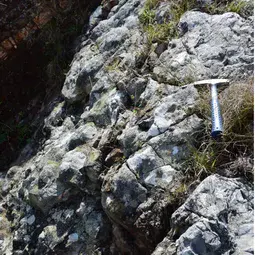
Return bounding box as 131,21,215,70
153,11,254,84
0,0,253,254
0,0,102,171
174,175,253,255
153,175,254,255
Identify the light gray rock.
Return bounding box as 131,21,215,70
151,235,176,255
118,123,147,157
88,6,104,30
26,215,35,226
62,0,146,106
67,233,79,244
97,128,115,150
126,145,165,178
148,114,203,170
98,26,129,53
89,75,115,107
43,117,76,162
102,163,147,226
2,0,254,254
147,85,199,137
36,225,67,253
44,101,65,130
62,54,104,103
58,144,102,192
90,0,139,40
26,163,64,214
117,77,147,106
100,80,203,252
69,122,99,149
2,166,24,195
73,197,111,240
90,18,117,40
139,78,161,107
171,175,254,255
176,219,232,255
123,15,139,29
87,88,128,126
144,165,182,190
155,1,173,24
154,11,254,84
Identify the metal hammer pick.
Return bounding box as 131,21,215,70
192,79,230,138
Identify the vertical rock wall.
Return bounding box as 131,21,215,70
0,0,101,170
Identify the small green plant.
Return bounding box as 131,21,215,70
0,212,11,238
139,0,252,46
172,183,187,198
144,22,177,44
170,0,196,21
139,8,156,26
139,1,175,44
105,58,122,72
205,0,252,16
137,140,144,149
185,140,218,179
90,42,100,52
144,0,160,10
47,160,60,167
226,0,247,14
139,0,198,44
165,183,188,209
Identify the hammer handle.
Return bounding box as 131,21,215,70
211,84,223,138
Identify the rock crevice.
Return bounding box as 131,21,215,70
0,0,253,254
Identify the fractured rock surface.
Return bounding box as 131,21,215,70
153,11,254,84
0,0,253,254
154,175,254,255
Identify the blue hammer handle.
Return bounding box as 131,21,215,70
210,83,223,138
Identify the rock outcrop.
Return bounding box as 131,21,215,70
0,0,253,254
153,175,254,255
0,0,102,171
153,11,254,83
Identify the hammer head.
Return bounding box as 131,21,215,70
192,79,230,91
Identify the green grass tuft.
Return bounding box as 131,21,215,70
139,0,253,45
105,58,122,72
187,79,254,181
139,0,198,44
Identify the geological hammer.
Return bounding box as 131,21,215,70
191,79,230,138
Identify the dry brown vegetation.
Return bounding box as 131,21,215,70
188,79,254,181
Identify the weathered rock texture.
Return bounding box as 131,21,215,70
153,11,254,83
0,0,101,171
153,175,254,255
0,0,253,254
